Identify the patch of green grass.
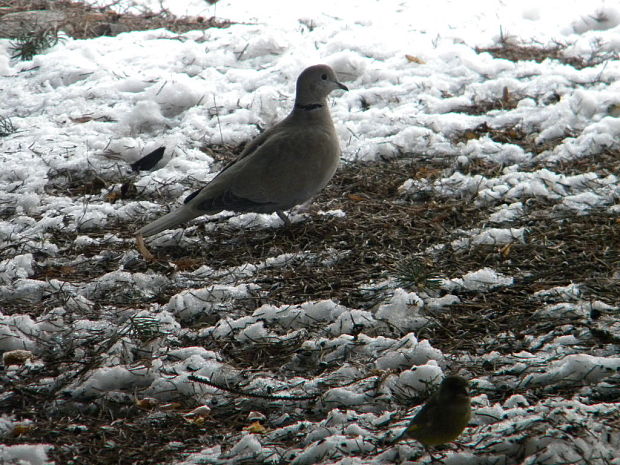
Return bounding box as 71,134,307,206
0,116,17,137
395,257,442,291
9,28,61,61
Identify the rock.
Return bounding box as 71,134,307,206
0,10,66,38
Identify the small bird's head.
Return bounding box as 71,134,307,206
295,64,348,106
438,375,469,400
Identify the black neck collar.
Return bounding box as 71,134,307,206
295,103,323,111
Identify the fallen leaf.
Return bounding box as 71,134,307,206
70,116,94,123
136,397,159,409
105,191,121,203
405,54,426,64
500,243,513,258
245,421,267,434
12,424,34,436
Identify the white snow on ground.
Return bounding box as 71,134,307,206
0,444,52,465
1,0,620,464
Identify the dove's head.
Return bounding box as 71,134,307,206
295,64,348,106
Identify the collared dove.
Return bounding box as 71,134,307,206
137,64,348,238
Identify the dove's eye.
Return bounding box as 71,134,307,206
321,74,328,80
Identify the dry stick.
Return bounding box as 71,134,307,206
188,374,319,401
188,370,387,402
213,95,224,145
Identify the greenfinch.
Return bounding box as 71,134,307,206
399,375,471,447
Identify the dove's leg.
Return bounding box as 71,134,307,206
276,210,292,226
296,197,315,212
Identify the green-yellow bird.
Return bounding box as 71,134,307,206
398,375,471,447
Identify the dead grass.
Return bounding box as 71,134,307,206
476,39,618,70
0,0,230,39
422,211,619,355
6,144,620,465
551,146,620,176
451,121,576,158
0,386,224,465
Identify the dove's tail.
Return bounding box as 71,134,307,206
137,207,201,237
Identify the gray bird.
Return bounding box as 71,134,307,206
137,64,348,238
